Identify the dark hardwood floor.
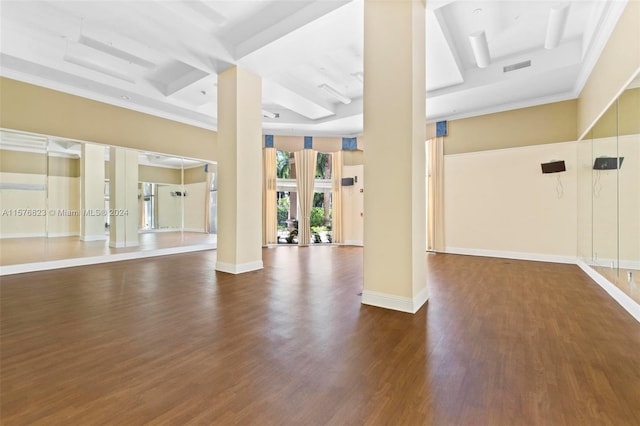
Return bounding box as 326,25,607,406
1,247,639,425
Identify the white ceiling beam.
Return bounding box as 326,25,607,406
263,78,335,121
233,1,352,60
431,7,466,84
165,71,210,97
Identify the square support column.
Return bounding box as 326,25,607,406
362,0,428,313
80,143,106,241
108,147,138,248
216,66,263,274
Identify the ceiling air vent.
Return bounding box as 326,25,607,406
503,60,531,73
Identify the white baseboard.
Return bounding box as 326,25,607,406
80,234,108,242
590,258,640,271
0,233,47,239
0,244,217,276
216,260,263,274
343,240,363,247
362,288,429,314
620,260,640,270
577,260,640,323
412,286,429,313
445,247,576,264
183,228,206,233
109,241,138,248
48,232,80,238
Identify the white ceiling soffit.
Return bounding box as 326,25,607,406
426,0,628,122
0,0,629,136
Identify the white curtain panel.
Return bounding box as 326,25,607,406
331,150,343,243
262,147,277,245
427,137,445,251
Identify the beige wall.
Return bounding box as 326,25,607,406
184,181,207,232
0,77,217,161
577,139,593,261
1,150,47,174
0,150,80,177
184,165,207,184
341,165,364,245
577,1,640,140
48,175,81,237
343,150,364,166
139,165,181,185
0,172,47,237
49,157,80,177
619,87,640,136
444,141,577,259
157,184,183,229
444,100,578,155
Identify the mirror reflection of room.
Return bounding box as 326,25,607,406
0,129,216,269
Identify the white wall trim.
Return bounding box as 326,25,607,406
362,289,429,314
0,244,216,276
183,228,206,233
445,247,576,264
342,240,363,247
1,233,47,239
48,232,80,238
590,258,640,271
412,286,429,313
80,234,108,242
620,260,640,270
577,260,640,323
215,260,263,274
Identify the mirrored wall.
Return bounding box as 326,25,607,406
0,129,216,268
578,72,640,304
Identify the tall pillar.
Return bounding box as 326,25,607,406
215,66,263,274
362,0,427,313
80,143,106,241
109,147,138,248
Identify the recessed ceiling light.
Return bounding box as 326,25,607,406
121,95,130,100
473,8,483,15
201,90,207,95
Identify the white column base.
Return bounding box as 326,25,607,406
362,287,429,314
216,261,264,274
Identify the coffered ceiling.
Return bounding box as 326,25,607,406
0,0,627,137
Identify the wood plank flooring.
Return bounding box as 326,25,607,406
1,248,639,425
